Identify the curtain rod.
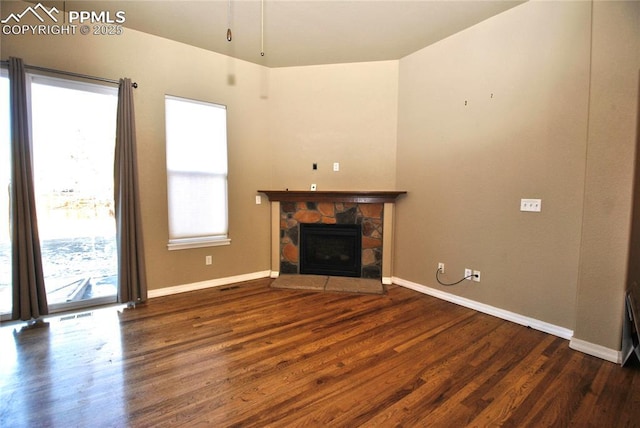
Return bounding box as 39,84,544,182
0,60,138,88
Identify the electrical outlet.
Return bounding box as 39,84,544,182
333,162,340,172
465,268,473,280
310,183,317,191
205,255,212,265
438,262,445,273
520,198,542,212
473,270,481,282
255,195,261,204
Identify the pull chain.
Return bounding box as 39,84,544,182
260,0,265,56
226,0,232,41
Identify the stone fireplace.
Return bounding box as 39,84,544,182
259,190,406,284
282,202,380,278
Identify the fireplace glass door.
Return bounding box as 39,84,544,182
299,224,362,277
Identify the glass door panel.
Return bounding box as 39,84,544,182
30,76,118,311
0,75,10,316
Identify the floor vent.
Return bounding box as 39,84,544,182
60,312,93,321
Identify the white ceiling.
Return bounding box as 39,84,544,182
41,1,525,68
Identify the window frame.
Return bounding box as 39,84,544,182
164,94,230,251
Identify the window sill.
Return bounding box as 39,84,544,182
167,237,231,251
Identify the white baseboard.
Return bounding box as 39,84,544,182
393,276,623,363
569,338,621,364
148,270,272,298
392,276,574,340
270,271,279,278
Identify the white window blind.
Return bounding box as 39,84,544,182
165,95,229,250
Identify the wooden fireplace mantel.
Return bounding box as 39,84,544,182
258,190,406,204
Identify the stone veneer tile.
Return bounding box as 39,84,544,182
321,216,337,224
294,210,322,223
359,204,383,219
282,242,298,263
362,236,382,249
335,207,358,224
281,202,297,212
362,219,382,237
285,218,298,229
362,249,377,266
318,202,335,216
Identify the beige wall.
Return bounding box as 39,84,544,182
268,62,398,191
395,0,640,350
1,1,273,290
396,1,591,329
574,1,640,350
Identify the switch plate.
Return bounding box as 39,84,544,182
520,198,542,212
255,195,261,204
333,162,340,172
205,255,212,265
465,268,473,280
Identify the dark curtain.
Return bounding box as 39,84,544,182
114,78,147,304
9,57,48,321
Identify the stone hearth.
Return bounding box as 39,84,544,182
271,274,385,295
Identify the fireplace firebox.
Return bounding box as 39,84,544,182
299,224,362,277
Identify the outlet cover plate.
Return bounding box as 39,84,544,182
520,198,541,212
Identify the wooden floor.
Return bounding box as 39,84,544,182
1,278,639,427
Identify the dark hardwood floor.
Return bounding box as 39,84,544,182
1,278,639,427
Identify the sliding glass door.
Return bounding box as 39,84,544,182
0,73,118,318
31,76,118,311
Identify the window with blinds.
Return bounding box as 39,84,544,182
165,95,229,250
